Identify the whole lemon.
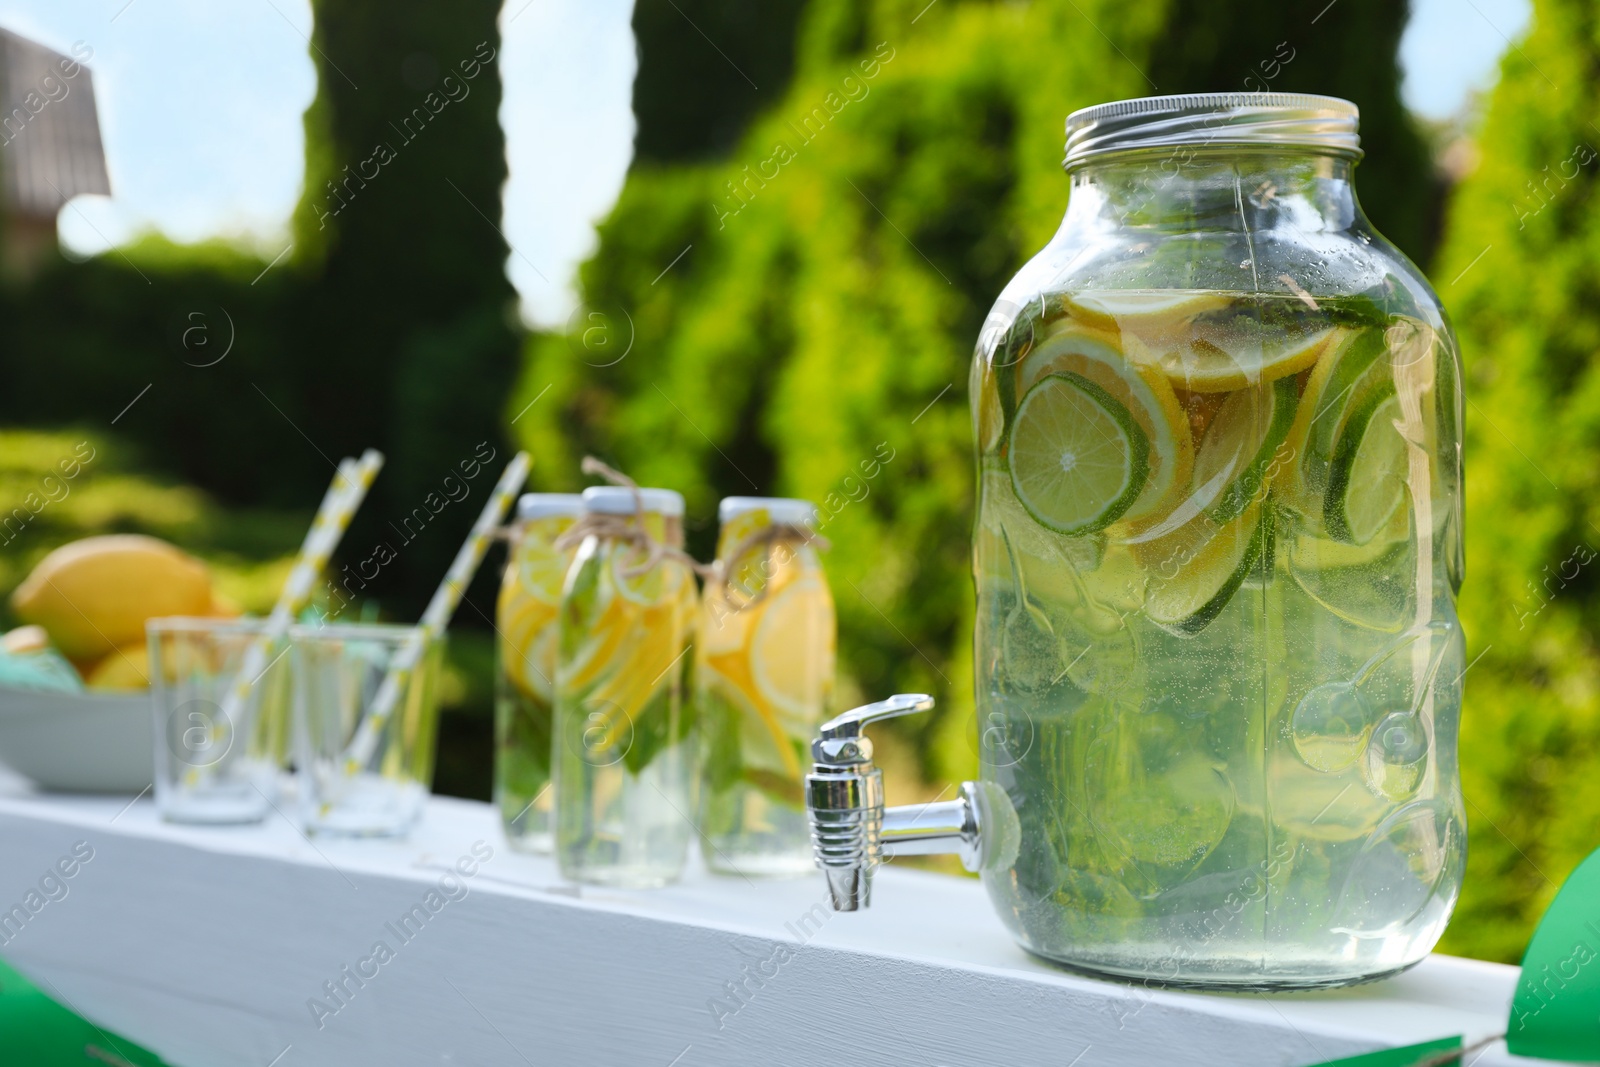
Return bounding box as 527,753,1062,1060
85,643,153,690
11,535,213,660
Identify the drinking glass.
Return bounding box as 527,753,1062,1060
291,622,442,837
149,617,291,824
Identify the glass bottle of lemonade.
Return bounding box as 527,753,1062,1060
553,486,699,887
494,493,583,852
699,498,835,876
971,94,1465,988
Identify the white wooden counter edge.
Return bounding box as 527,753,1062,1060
0,788,1555,1067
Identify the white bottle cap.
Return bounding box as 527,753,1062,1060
718,496,817,526
515,493,586,521
581,485,685,518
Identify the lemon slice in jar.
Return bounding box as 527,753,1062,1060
1131,317,1337,394
1007,372,1150,535
1138,500,1272,636
1190,375,1299,524
1066,290,1234,333
1019,326,1193,526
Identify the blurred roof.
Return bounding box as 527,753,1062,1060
0,29,109,221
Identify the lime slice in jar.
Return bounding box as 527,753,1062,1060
1066,290,1233,332
1289,326,1391,497
1018,325,1193,525
1324,385,1409,545
1191,375,1299,524
1008,372,1149,535
1132,317,1337,394
1292,505,1410,570
1140,500,1273,636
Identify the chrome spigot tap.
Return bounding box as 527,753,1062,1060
805,694,1018,911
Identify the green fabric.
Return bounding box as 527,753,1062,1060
1507,846,1600,1059
0,957,170,1065
1307,1035,1461,1066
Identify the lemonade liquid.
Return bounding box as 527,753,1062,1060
553,487,698,888
494,494,583,852
698,498,835,876
973,287,1464,988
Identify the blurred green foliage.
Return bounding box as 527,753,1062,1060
1428,0,1600,962
0,428,303,613
514,0,1438,788
0,0,517,617
293,0,520,608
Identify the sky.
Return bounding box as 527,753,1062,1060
0,0,1534,328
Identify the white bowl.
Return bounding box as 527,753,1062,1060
0,686,152,793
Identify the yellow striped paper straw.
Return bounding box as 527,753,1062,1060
340,451,530,771
206,450,385,760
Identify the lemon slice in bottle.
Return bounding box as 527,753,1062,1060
1066,290,1234,333
500,596,561,700
1191,375,1299,524
556,559,625,691
589,601,689,723
498,526,574,700
1324,385,1409,545
1132,318,1337,393
611,545,663,606
750,574,834,735
1019,326,1193,525
1139,500,1272,636
701,590,754,656
1008,372,1150,535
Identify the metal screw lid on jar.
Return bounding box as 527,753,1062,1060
515,493,585,521
717,496,817,526
580,485,685,517
1063,93,1361,171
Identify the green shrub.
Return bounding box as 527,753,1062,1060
1429,0,1600,962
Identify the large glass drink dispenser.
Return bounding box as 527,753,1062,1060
807,93,1465,990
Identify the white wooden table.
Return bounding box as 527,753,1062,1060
0,778,1554,1067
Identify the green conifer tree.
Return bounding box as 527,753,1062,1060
1430,0,1600,962
631,0,811,162
1147,0,1436,264
294,0,519,607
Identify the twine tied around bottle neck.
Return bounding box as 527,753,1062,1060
714,522,830,611
555,457,710,580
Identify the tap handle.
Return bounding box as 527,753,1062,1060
814,694,933,765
